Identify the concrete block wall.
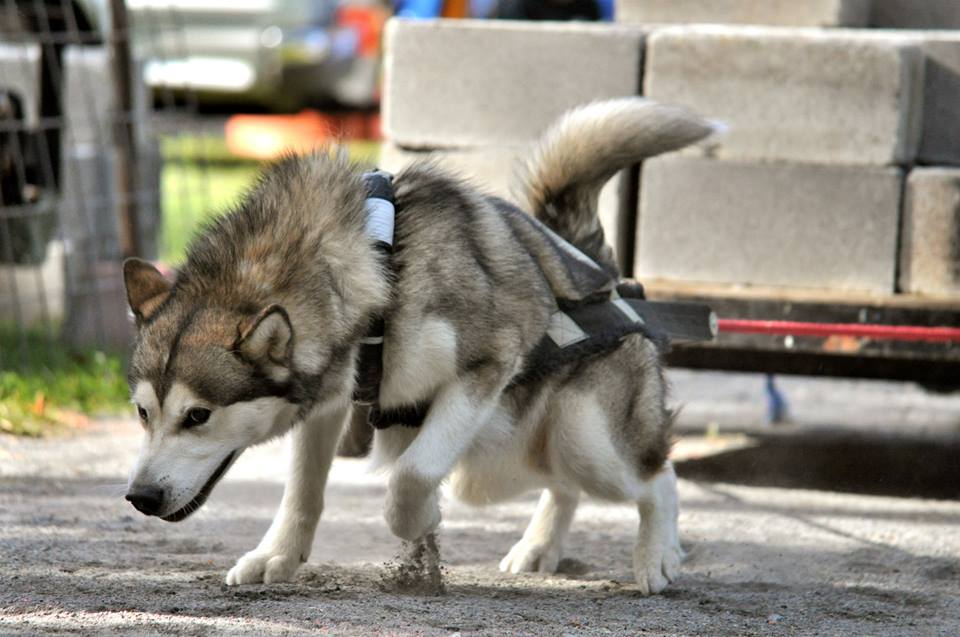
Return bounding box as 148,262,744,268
383,9,960,298
617,0,960,30
383,19,647,147
870,0,960,29
900,169,960,296
616,0,871,28
617,8,960,296
908,33,960,165
381,19,647,273
644,26,925,166
636,26,927,294
636,158,903,292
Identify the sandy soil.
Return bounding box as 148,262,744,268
1,372,959,636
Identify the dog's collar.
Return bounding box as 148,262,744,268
353,171,395,407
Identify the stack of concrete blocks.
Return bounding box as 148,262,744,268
382,4,960,300
379,19,649,273
611,0,960,299
870,0,960,29
616,0,960,30
636,26,920,294
616,0,873,27
59,45,160,350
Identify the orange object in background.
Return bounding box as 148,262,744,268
440,0,470,18
226,111,381,160
442,0,469,18
337,4,390,57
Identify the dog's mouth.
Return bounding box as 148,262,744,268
161,451,237,522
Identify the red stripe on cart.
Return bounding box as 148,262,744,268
716,319,960,343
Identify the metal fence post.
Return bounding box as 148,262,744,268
108,0,140,259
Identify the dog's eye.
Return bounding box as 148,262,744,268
183,408,211,428
136,405,148,422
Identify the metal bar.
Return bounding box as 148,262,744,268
665,345,960,385
718,318,960,343
108,0,140,258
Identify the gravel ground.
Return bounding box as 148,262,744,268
1,372,959,636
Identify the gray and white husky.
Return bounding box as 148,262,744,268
122,98,712,594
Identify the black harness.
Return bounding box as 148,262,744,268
352,171,394,407
352,172,715,430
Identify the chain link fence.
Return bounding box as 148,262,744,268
0,0,217,370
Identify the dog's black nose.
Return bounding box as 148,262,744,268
126,487,164,516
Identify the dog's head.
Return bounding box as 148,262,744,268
121,259,300,522
119,153,391,521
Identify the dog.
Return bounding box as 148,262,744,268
122,97,712,595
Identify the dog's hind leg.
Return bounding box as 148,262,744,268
633,461,683,595
226,404,349,585
500,487,579,574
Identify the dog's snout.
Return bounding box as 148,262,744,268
126,486,164,516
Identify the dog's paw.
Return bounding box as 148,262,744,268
633,539,683,595
225,549,301,586
384,475,441,542
499,538,563,574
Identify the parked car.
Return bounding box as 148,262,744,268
60,0,386,110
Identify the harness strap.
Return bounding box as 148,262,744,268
364,170,396,249
353,171,395,407
352,171,716,430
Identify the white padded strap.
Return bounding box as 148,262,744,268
364,197,395,247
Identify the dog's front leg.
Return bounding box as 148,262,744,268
226,404,349,585
385,378,502,541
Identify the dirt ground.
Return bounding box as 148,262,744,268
1,371,959,636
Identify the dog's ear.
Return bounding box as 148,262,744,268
235,304,294,381
124,258,172,323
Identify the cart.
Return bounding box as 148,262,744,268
646,280,960,390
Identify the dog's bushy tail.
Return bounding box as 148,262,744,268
520,98,714,276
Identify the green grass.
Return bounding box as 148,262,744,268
0,326,130,436
159,138,382,264
160,160,258,263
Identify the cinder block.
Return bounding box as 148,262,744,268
644,26,925,165
635,157,903,293
383,19,646,148
616,0,870,27
871,0,960,29
910,33,960,165
900,168,960,297
380,143,634,274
